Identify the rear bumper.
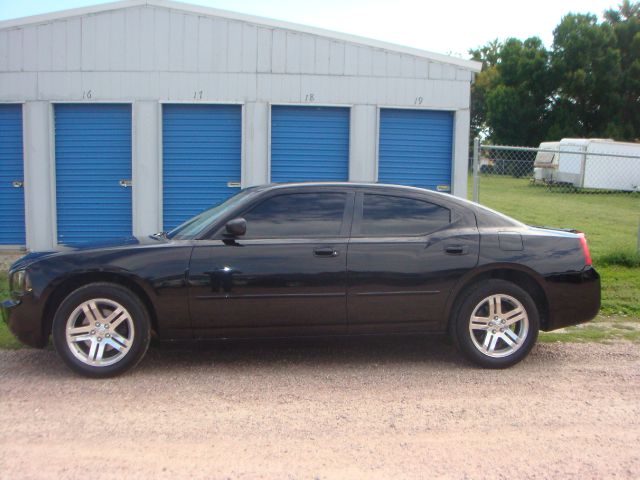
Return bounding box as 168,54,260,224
543,267,601,331
1,297,48,348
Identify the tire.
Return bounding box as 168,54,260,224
451,279,539,368
52,282,151,378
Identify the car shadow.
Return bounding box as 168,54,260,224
138,334,468,373
1,335,565,380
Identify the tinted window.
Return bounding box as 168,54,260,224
168,189,255,240
360,194,450,236
243,193,347,238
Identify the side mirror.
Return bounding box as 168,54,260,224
225,217,247,237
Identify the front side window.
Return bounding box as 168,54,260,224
243,192,347,239
360,194,450,236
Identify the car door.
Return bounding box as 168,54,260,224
188,189,354,338
347,191,479,334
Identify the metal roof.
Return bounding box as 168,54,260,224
0,0,482,72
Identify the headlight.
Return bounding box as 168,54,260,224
9,269,31,296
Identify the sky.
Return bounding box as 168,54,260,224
0,0,622,58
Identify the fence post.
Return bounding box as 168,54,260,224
472,137,480,203
637,218,640,255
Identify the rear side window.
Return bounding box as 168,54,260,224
243,192,347,238
360,194,450,236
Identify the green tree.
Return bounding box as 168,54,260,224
469,40,501,141
470,38,552,145
604,1,640,139
470,39,502,70
489,37,552,145
550,13,622,138
469,2,640,145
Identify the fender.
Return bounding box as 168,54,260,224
442,262,549,329
42,266,159,310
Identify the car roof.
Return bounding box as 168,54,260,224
253,181,442,195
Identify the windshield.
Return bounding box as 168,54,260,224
167,189,256,240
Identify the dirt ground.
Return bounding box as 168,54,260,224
0,338,638,479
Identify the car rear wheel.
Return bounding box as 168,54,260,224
452,279,539,368
52,283,150,378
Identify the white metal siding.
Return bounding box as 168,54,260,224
0,5,472,109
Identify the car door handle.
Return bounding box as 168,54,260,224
445,244,467,255
314,247,339,258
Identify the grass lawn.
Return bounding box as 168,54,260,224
474,175,640,342
474,176,640,261
538,317,640,343
0,272,22,349
1,177,638,347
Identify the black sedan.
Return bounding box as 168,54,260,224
2,183,600,377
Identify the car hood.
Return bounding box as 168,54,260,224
9,236,167,271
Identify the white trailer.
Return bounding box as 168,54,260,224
535,138,640,191
533,141,560,181
556,139,591,186
581,140,640,191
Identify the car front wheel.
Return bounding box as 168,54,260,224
452,279,540,368
52,282,151,378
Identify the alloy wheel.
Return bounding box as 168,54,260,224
65,298,135,367
468,294,529,358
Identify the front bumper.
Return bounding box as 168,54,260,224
2,297,48,348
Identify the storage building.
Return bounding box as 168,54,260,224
0,0,481,250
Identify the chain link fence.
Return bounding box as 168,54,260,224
469,138,640,256
471,140,640,199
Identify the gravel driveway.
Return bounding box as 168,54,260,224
0,337,638,479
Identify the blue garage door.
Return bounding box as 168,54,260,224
162,104,242,231
0,104,25,246
378,109,453,192
55,104,132,245
271,106,349,182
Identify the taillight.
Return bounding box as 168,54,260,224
577,233,592,266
